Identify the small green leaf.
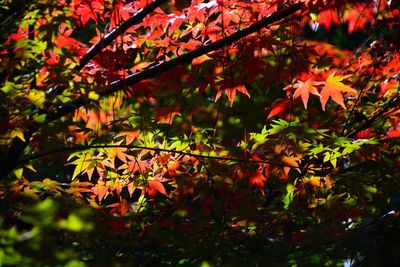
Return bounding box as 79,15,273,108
1,81,23,93
59,214,93,232
283,184,295,210
33,113,47,123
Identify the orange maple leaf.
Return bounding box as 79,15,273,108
215,84,250,107
108,199,132,217
92,182,109,202
249,169,267,195
285,78,320,109
145,180,167,198
320,73,357,111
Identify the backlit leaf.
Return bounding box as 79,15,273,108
320,73,357,110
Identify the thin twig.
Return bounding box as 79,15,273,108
16,143,318,171
346,93,399,138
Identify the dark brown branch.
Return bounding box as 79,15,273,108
79,0,168,70
346,93,399,138
47,0,168,97
0,3,303,179
16,143,317,171
49,3,303,120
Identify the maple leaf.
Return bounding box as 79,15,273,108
344,4,374,34
108,147,128,166
69,156,99,180
285,78,320,109
318,9,339,31
215,84,250,107
116,130,140,145
126,155,149,174
92,182,109,202
127,182,136,198
66,180,92,197
249,169,267,195
320,73,357,111
109,2,133,30
385,127,400,139
155,106,181,124
112,177,124,196
145,180,167,198
267,98,291,119
108,199,132,216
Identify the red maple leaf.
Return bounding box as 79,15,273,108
249,169,267,195
318,9,339,31
108,199,132,216
144,180,167,198
344,4,374,34
267,98,291,119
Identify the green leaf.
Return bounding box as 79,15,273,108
283,184,295,210
58,214,93,232
33,113,47,123
1,81,23,93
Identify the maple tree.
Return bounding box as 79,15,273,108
0,0,399,266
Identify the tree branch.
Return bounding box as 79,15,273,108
46,0,168,97
0,2,303,179
16,143,318,171
49,2,303,120
346,93,399,138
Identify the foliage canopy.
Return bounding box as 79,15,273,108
0,0,399,266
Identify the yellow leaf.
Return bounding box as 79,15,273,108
14,168,23,179
88,91,99,100
281,156,301,173
28,90,45,108
10,129,26,142
281,156,299,167
320,73,357,110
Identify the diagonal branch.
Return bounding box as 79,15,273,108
47,0,168,97
0,2,303,179
49,3,303,120
346,93,399,138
